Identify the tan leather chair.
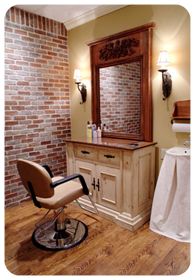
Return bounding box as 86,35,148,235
17,158,97,250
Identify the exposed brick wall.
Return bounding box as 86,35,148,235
5,7,71,207
100,62,141,134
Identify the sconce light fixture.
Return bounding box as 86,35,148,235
73,69,87,104
157,50,172,100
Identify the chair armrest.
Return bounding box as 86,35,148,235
42,164,54,178
50,174,89,195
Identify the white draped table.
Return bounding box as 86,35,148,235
150,147,190,242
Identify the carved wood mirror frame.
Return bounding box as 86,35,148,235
88,23,155,142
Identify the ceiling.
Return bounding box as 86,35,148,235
16,5,125,30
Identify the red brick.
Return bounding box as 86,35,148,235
17,81,29,86
14,29,27,36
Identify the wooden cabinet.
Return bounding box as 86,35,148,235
66,138,156,231
96,165,121,211
75,161,95,197
75,160,121,211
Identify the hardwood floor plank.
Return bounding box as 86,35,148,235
151,242,190,275
5,200,190,275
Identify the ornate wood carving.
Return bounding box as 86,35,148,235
99,38,139,61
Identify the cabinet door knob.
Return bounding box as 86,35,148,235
92,178,96,190
96,178,100,191
104,154,115,159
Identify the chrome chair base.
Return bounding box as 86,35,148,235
32,218,88,250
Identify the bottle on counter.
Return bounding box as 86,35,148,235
92,123,97,139
97,126,102,138
102,123,107,132
93,129,97,139
87,121,92,139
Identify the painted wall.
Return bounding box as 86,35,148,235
68,5,190,171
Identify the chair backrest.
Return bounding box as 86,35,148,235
17,159,54,198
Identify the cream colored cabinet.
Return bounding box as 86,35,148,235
96,165,121,211
66,139,156,231
75,161,95,198
75,160,121,211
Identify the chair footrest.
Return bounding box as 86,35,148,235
32,218,88,250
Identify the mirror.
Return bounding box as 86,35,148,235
99,61,141,136
88,23,155,141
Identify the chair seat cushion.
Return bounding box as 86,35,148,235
36,177,84,209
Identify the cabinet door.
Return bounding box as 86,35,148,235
96,165,121,211
75,160,96,200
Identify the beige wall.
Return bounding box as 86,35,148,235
67,5,190,171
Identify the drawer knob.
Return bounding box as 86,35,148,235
104,154,115,159
81,150,90,155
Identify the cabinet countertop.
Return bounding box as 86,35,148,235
65,137,156,151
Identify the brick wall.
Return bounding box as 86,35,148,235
5,7,71,207
100,62,141,134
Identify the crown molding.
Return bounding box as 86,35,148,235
64,5,125,30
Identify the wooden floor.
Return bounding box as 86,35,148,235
5,200,190,275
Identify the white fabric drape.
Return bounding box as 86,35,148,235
150,150,190,242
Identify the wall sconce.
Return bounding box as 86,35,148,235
157,50,172,100
73,69,87,104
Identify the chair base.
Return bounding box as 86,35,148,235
32,218,88,250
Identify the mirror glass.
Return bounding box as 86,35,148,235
99,61,141,135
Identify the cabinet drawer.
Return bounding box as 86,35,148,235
98,149,121,167
74,145,98,161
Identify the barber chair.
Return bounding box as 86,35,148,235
17,159,97,250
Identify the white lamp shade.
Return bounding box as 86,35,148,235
74,69,81,83
157,50,169,69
